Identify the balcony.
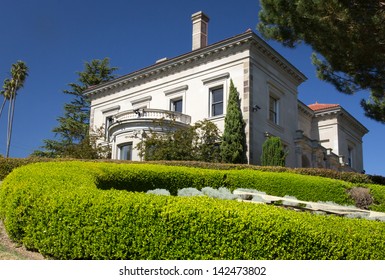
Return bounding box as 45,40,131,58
113,108,191,124
107,108,192,138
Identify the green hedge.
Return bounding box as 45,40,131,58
1,161,385,259
2,157,384,185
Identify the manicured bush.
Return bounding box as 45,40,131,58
2,157,384,186
224,169,353,205
2,161,385,259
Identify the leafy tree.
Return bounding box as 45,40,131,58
261,136,287,166
0,61,29,157
220,79,247,163
193,120,222,162
258,0,385,123
35,58,117,158
137,119,221,162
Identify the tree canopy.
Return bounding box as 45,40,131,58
136,119,221,162
258,0,385,123
34,58,117,158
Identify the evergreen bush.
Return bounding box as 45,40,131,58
261,136,287,166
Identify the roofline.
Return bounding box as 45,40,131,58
84,30,307,97
313,105,369,135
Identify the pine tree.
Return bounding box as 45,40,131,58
34,58,117,158
261,136,287,166
220,79,247,164
258,0,385,123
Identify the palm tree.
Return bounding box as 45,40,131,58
4,61,29,158
0,78,12,120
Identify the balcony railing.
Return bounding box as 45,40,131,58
112,108,191,125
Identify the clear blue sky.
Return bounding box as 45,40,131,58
0,0,383,176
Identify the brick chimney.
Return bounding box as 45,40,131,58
191,11,209,50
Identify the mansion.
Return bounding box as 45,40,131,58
85,12,368,173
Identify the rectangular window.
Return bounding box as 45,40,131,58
171,99,183,113
119,143,132,160
211,86,224,117
348,146,353,167
105,116,113,140
269,96,279,124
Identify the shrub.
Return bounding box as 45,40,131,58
201,187,238,200
347,187,374,209
177,188,203,197
147,189,170,196
2,157,384,186
1,161,385,259
261,137,287,166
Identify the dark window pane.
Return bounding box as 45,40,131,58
172,99,183,112
211,87,223,116
119,143,132,160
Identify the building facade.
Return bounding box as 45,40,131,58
85,12,368,173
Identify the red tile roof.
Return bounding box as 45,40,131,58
308,102,340,111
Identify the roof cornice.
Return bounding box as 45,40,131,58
298,100,314,118
313,106,369,136
85,30,307,97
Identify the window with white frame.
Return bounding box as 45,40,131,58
269,95,279,125
119,143,133,160
105,116,114,140
210,86,224,117
164,85,188,114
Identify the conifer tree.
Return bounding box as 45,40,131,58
34,58,117,158
261,136,287,166
258,0,385,123
220,79,247,164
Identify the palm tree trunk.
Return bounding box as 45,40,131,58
0,97,6,120
6,83,17,158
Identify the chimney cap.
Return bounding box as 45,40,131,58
191,11,210,22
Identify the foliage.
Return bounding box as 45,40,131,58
201,187,238,200
0,61,29,157
347,187,373,210
137,119,221,162
2,157,384,185
261,136,287,166
258,0,385,123
1,161,385,259
146,189,170,196
35,58,117,158
220,80,247,163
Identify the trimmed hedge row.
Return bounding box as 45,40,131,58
95,162,354,204
2,157,385,185
1,161,385,259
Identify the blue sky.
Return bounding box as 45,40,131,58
0,0,383,176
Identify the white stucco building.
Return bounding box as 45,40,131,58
85,12,368,173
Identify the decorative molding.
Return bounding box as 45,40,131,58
202,72,230,85
130,96,152,106
297,101,314,118
164,85,188,96
101,105,120,114
84,31,306,97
